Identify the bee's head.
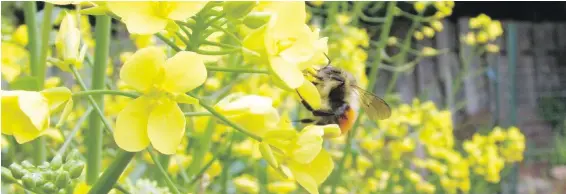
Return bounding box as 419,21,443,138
315,66,356,92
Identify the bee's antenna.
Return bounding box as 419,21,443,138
323,53,332,69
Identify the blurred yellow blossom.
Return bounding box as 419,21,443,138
1,42,28,82
12,25,28,46
215,93,280,138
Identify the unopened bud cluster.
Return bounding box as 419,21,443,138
2,151,85,194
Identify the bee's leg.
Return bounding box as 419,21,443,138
296,89,335,116
292,118,317,124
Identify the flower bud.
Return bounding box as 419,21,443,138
38,161,50,171
21,160,35,170
55,171,70,188
9,163,26,179
42,170,55,181
55,12,83,71
259,142,279,169
422,26,435,38
224,1,258,20
413,2,427,13
69,161,85,179
51,155,63,170
430,20,444,32
421,47,438,57
2,167,18,183
486,44,500,53
243,12,273,29
66,150,81,162
22,173,44,189
387,37,398,46
42,182,57,193
413,31,424,41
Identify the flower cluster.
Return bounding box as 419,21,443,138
463,14,504,53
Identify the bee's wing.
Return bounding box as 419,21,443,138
351,85,392,120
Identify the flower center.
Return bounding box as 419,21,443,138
152,2,177,18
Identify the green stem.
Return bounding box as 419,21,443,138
86,15,112,185
329,2,397,194
24,1,47,165
184,112,212,117
209,24,241,45
385,11,424,96
156,33,182,52
195,48,240,55
201,40,240,49
206,66,268,74
187,118,215,189
189,94,262,141
88,151,136,194
55,107,93,157
148,149,181,194
72,90,140,99
39,3,53,74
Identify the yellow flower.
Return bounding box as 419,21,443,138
114,47,206,154
1,42,28,82
422,26,435,38
234,175,259,193
13,25,28,46
413,2,428,13
131,34,155,49
464,32,476,45
268,181,297,193
387,36,398,46
421,47,438,57
486,44,500,53
107,2,205,35
44,77,62,89
1,87,72,144
476,31,488,43
243,2,327,92
416,181,436,194
413,31,424,40
487,21,503,40
430,20,444,32
55,12,84,71
262,125,335,194
215,93,280,138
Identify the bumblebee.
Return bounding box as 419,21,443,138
296,60,392,135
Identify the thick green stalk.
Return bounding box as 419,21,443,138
86,15,112,185
88,151,136,194
23,1,46,165
329,2,397,193
39,3,54,74
187,119,216,183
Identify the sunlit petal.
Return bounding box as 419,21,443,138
17,91,50,132
40,87,72,112
120,47,165,92
162,51,207,93
123,14,168,35
107,2,152,19
148,99,186,154
114,96,152,152
269,56,304,90
167,2,206,20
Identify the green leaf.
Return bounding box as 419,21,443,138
9,76,40,91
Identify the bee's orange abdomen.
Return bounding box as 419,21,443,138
338,107,356,135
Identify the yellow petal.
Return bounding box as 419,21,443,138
289,149,334,190
123,14,168,35
17,91,50,132
114,96,152,152
288,165,319,194
321,124,341,138
120,47,165,92
147,99,185,154
107,2,152,19
296,80,321,110
162,51,207,93
259,142,279,169
242,16,276,65
293,125,324,164
167,2,205,21
258,2,306,40
40,87,72,112
269,56,305,90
